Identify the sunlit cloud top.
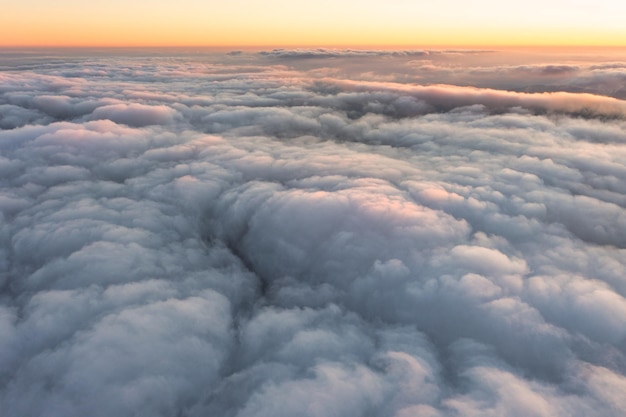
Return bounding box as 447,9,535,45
2,0,626,46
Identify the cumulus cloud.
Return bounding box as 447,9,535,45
1,47,626,417
319,79,626,117
91,103,179,126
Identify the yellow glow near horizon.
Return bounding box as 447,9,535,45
2,0,626,47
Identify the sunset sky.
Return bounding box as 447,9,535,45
2,0,626,47
3,0,626,415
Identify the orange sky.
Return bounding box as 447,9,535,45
2,0,626,47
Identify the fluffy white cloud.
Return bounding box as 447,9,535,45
0,48,625,417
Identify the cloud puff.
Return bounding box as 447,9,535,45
1,48,625,417
91,103,179,126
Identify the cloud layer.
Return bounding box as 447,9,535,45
1,48,626,417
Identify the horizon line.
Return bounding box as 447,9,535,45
2,44,626,50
